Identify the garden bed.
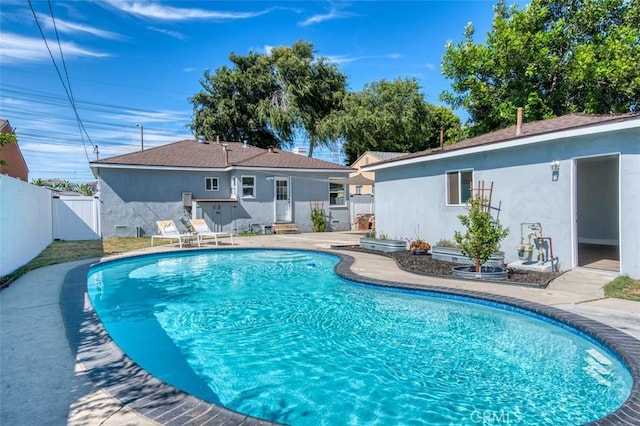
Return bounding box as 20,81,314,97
338,247,562,287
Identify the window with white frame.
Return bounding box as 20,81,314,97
205,177,219,191
241,176,256,198
329,180,345,206
446,170,473,205
230,176,238,199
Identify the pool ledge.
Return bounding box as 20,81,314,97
62,250,640,426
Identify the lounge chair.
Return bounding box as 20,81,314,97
151,220,199,248
190,218,234,246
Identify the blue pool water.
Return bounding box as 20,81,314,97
87,249,632,425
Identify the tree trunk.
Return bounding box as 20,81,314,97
308,132,315,157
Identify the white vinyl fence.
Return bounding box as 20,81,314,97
53,195,100,241
0,175,53,277
0,175,102,277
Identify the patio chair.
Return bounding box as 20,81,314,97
151,220,199,248
190,218,234,246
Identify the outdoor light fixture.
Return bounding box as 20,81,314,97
550,160,560,181
266,176,274,182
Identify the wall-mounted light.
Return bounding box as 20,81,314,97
550,160,560,181
266,176,274,182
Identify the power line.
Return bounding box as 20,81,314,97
2,85,192,120
27,0,95,162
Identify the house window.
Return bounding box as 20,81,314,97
355,185,362,195
241,176,256,198
329,181,345,206
231,176,237,199
446,170,473,205
205,177,219,191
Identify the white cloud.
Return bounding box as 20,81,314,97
299,8,355,27
36,13,123,39
147,26,187,40
325,53,403,65
424,63,436,71
102,0,270,21
0,33,110,64
103,109,191,124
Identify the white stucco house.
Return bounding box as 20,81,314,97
363,113,640,278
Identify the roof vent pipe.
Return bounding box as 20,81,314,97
216,135,220,144
516,107,523,136
243,139,248,148
221,143,229,164
267,145,275,153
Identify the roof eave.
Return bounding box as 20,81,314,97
89,163,354,174
364,118,640,172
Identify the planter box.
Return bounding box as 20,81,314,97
432,246,505,267
452,265,508,281
360,237,407,253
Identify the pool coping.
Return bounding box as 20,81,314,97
61,248,640,426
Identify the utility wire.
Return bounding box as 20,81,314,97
47,0,90,160
27,0,95,161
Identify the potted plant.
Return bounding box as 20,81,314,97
453,193,509,278
409,238,431,255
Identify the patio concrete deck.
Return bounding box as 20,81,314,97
1,231,638,425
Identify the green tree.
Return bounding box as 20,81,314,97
190,41,347,155
263,41,347,157
454,194,509,273
322,78,462,164
189,51,281,148
74,183,94,196
31,178,47,187
0,132,17,166
440,0,640,136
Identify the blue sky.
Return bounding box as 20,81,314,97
1,1,507,183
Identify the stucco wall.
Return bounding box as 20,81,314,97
374,127,640,277
97,168,351,238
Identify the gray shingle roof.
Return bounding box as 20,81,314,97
374,113,640,166
91,140,352,171
367,151,407,161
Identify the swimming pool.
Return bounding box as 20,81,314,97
87,249,633,425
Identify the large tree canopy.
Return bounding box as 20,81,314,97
189,51,279,148
322,78,462,165
189,41,347,155
440,0,640,136
264,42,347,157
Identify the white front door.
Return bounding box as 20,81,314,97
275,177,291,222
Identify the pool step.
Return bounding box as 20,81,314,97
273,223,300,234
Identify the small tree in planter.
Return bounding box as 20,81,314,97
454,194,509,273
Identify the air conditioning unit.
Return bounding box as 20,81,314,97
182,192,192,208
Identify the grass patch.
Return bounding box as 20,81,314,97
0,238,167,289
604,275,640,301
